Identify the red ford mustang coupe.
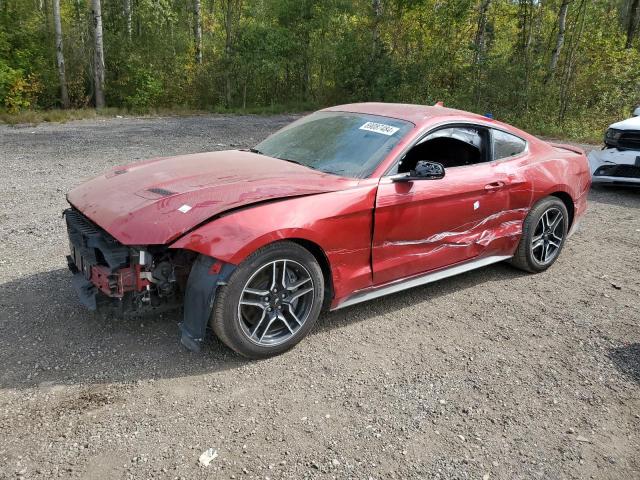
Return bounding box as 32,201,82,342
65,103,591,358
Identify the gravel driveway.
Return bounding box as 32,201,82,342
0,115,639,480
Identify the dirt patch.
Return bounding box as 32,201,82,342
0,115,639,479
54,387,124,415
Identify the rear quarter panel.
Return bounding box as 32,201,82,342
529,143,591,225
170,183,378,306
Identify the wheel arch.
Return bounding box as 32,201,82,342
549,191,575,228
288,238,334,309
172,229,337,308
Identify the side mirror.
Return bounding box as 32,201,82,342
393,161,445,182
633,106,640,117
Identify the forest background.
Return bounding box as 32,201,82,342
1,0,639,140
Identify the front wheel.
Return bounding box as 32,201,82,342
211,241,324,359
510,196,569,273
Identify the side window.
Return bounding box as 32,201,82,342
493,130,526,160
395,126,489,174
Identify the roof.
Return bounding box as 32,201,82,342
322,102,488,126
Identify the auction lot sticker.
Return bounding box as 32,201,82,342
359,122,400,136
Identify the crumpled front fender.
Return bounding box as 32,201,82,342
169,184,378,307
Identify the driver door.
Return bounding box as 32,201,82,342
372,126,511,285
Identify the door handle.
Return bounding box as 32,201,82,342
484,181,505,191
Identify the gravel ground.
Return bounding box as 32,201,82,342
0,115,639,480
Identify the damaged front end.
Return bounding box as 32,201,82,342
64,208,237,353
64,208,194,315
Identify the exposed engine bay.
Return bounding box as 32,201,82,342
64,208,196,315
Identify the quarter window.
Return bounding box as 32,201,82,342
493,130,526,160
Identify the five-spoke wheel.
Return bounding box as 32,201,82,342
511,196,569,273
211,241,324,358
238,259,315,346
530,207,564,265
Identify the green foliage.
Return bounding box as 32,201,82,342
109,57,164,110
0,61,42,112
0,0,639,139
124,70,163,110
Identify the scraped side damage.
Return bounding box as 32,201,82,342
381,208,528,251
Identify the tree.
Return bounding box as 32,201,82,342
1,0,639,137
194,0,203,64
371,0,382,59
548,0,570,81
473,0,492,106
473,0,491,67
626,0,639,48
558,0,587,121
223,0,241,107
52,0,69,108
92,0,105,108
123,0,132,40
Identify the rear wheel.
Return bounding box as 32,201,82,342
211,241,324,359
511,196,569,273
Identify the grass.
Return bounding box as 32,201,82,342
0,108,120,125
0,103,316,126
0,102,605,144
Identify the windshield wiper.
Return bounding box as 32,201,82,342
250,149,308,168
275,156,306,167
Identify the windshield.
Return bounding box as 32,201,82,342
254,112,414,178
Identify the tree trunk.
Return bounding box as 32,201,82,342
559,0,586,122
242,82,247,109
74,0,82,24
626,0,639,48
548,0,569,82
371,0,382,58
92,0,105,109
531,0,545,53
518,0,534,111
123,0,132,40
518,0,533,53
194,0,202,64
53,0,70,108
473,0,491,108
473,0,491,67
42,0,52,37
224,0,234,107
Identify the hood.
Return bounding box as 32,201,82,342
609,116,640,131
67,150,356,245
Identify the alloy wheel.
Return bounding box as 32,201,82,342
237,259,315,346
531,207,564,265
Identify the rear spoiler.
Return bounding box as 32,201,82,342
548,142,585,155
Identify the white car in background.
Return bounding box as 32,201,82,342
589,106,640,186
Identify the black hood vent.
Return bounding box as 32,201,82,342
147,187,175,197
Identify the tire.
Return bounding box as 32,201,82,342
211,241,324,359
510,196,569,273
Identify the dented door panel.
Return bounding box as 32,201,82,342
372,163,512,285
